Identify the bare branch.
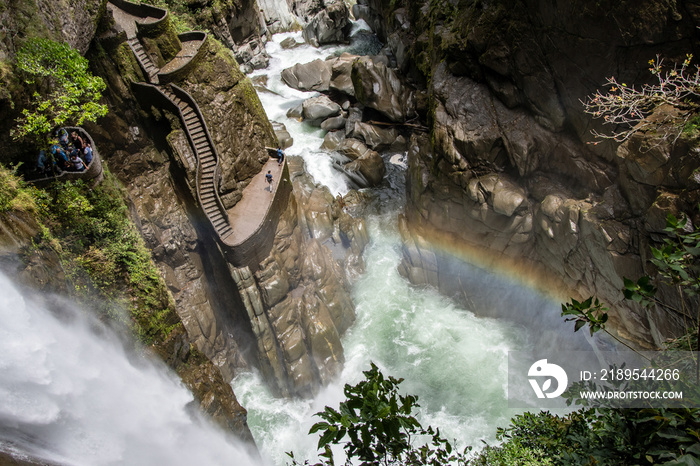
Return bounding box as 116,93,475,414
581,54,700,144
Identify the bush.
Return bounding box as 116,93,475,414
12,38,108,143
290,363,470,466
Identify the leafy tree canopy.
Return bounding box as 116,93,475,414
12,38,107,142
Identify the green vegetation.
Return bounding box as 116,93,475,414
1,164,178,345
12,38,108,143
137,0,212,33
479,407,700,465
293,364,699,465
289,363,470,466
0,164,38,214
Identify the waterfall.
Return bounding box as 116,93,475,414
0,273,260,466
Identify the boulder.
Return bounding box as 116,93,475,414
280,37,300,49
281,59,332,92
271,121,293,149
321,115,347,131
329,53,357,96
321,130,346,150
302,96,342,121
286,103,304,120
258,0,299,33
302,0,351,47
351,56,415,122
233,38,270,74
348,121,398,150
335,138,386,187
345,106,363,137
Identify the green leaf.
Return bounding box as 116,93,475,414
317,429,336,449
309,422,329,435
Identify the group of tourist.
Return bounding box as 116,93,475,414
37,128,93,176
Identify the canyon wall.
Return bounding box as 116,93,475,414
358,0,700,347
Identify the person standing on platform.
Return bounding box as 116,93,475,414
265,170,273,192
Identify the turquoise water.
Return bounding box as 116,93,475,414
233,212,534,465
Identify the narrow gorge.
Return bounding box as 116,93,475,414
0,0,698,464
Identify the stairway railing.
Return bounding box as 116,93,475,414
170,84,231,235
27,127,104,187
131,82,232,242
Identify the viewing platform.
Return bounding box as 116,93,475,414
26,127,104,187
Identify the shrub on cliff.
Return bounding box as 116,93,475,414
12,38,107,143
582,54,700,144
0,164,38,213
0,163,178,344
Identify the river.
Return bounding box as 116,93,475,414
233,27,589,465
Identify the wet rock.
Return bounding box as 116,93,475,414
344,106,363,137
302,0,352,47
272,121,293,149
329,53,357,96
281,59,332,92
233,38,270,74
280,37,301,49
351,56,416,122
348,121,398,151
302,95,342,121
286,103,304,120
335,138,386,187
321,115,346,131
258,0,299,33
321,130,346,150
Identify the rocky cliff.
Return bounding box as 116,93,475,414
356,0,700,347
88,0,366,400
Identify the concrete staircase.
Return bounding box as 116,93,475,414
127,37,159,84
159,87,234,241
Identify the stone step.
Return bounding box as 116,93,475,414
220,229,233,241
186,124,201,134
